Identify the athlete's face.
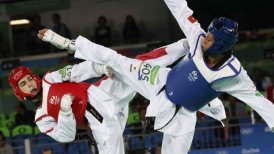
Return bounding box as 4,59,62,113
202,32,215,52
18,74,38,95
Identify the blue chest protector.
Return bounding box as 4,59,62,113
165,59,222,111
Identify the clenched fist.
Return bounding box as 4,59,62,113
60,94,74,112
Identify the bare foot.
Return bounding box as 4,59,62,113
37,29,49,40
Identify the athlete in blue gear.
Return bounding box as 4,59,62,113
165,17,239,111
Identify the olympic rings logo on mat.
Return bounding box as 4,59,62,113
241,128,254,135
216,150,228,154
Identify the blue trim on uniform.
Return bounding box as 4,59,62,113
228,63,238,74
211,64,242,85
190,33,206,58
218,56,235,70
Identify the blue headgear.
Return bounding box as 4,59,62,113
206,17,238,55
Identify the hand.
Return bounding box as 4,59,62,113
60,94,74,112
103,65,115,80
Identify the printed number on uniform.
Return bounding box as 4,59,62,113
138,62,160,85
140,63,152,81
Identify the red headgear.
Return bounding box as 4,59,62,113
8,66,42,101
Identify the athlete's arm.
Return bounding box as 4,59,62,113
163,0,204,43
216,70,274,131
35,110,77,143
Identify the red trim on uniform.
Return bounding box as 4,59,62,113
42,72,53,85
135,47,167,61
94,76,109,87
188,15,197,23
35,114,50,123
44,127,54,134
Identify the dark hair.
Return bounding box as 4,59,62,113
98,16,107,23
125,15,136,25
53,13,60,20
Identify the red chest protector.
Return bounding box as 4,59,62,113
46,82,91,129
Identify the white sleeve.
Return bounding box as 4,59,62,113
35,111,77,143
45,61,104,83
163,0,204,44
215,69,274,130
199,98,226,126
145,38,190,66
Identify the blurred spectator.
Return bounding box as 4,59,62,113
138,106,147,127
42,148,53,154
245,28,264,41
266,73,274,103
213,108,240,147
15,103,35,126
130,93,149,111
252,67,264,91
252,67,272,91
0,32,9,58
226,95,248,118
94,16,111,46
123,15,141,44
156,143,162,154
262,71,272,90
216,94,247,146
52,13,71,39
0,131,14,154
51,13,71,52
127,94,149,135
27,15,49,54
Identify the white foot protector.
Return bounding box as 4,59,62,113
42,29,72,50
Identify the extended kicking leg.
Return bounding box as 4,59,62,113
38,29,163,99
